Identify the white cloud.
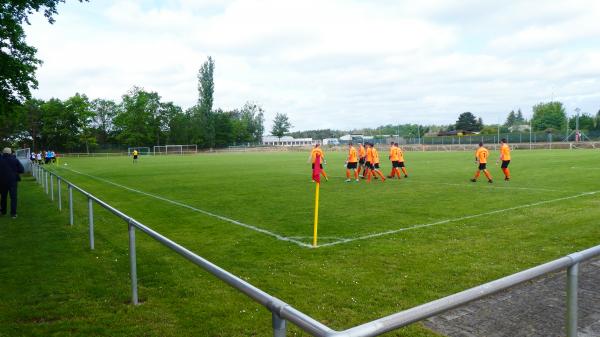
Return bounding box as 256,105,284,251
24,0,600,131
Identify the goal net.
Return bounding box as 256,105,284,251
15,148,32,172
128,147,151,156
15,147,31,159
153,145,198,155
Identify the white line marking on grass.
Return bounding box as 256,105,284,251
319,190,600,248
58,167,313,248
435,182,564,193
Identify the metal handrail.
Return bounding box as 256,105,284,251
32,164,598,337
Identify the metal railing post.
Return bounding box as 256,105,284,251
50,174,54,201
68,185,74,226
566,263,579,337
57,178,62,211
128,221,139,305
45,171,49,193
272,312,287,337
88,197,95,250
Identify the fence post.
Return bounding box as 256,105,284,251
88,197,95,250
566,263,579,337
272,312,287,337
128,221,139,305
68,185,74,226
57,178,62,211
50,174,54,201
45,171,49,194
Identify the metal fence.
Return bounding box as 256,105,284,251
32,164,599,337
406,131,600,146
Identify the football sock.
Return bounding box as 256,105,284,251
484,170,492,180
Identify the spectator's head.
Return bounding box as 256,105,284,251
478,142,484,147
3,147,11,155
348,142,353,146
501,138,507,143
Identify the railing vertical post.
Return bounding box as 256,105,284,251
50,174,54,201
567,263,579,337
88,197,95,250
57,178,62,211
128,221,139,305
45,171,49,193
272,312,287,337
68,185,74,226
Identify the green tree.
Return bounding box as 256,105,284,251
167,110,192,145
213,109,233,148
271,113,292,140
0,0,87,110
531,102,566,132
114,87,163,146
65,93,93,151
240,102,265,143
569,113,596,131
15,98,44,150
196,56,215,147
455,112,482,132
504,110,516,127
90,98,119,146
515,109,525,124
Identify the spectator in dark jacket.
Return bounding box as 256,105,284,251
0,147,25,218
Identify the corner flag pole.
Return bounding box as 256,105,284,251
312,154,322,247
313,181,320,247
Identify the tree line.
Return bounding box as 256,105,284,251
290,103,600,141
1,56,265,151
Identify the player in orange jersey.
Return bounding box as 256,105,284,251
388,142,408,179
497,138,511,181
357,143,366,178
345,142,359,182
308,143,328,182
367,143,386,182
471,142,493,183
387,142,399,178
395,143,408,178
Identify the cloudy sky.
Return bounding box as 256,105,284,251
25,0,600,131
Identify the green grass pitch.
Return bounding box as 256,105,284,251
2,149,600,336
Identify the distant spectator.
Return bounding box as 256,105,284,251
45,150,51,164
0,147,25,218
36,152,42,164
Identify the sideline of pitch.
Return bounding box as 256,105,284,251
319,190,599,247
54,166,313,248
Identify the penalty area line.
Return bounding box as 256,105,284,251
319,190,600,248
56,167,313,248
